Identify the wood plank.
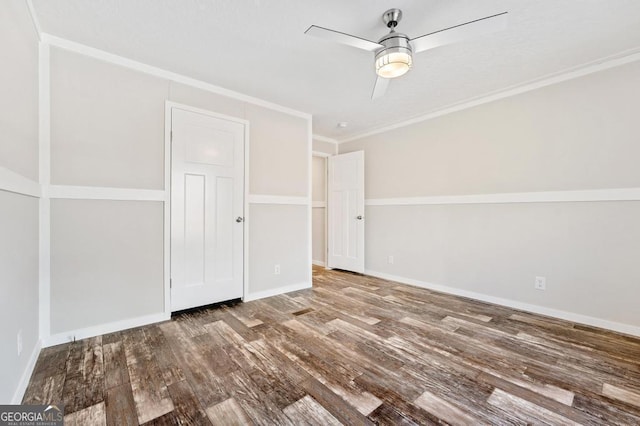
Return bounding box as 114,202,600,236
223,300,265,328
204,319,248,348
193,334,239,376
139,411,178,425
354,372,440,425
103,341,129,390
62,337,105,414
159,321,229,408
123,329,174,424
572,391,640,425
477,372,595,425
167,380,211,425
221,309,262,341
205,398,252,425
144,324,186,386
221,369,294,425
487,388,580,425
300,377,375,426
22,373,65,405
64,401,107,426
30,344,70,379
105,383,138,426
367,402,424,426
23,344,70,404
283,395,342,425
603,383,640,408
413,390,480,425
265,334,382,416
228,340,307,409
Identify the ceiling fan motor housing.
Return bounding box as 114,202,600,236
375,32,413,79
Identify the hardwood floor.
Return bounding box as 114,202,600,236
24,266,640,425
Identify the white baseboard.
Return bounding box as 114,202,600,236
365,269,640,338
42,312,170,348
312,260,326,267
244,282,312,302
12,339,42,404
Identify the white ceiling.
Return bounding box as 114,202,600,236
31,0,640,141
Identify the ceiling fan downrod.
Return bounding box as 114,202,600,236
382,8,403,29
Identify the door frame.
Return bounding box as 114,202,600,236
164,101,250,315
312,151,331,269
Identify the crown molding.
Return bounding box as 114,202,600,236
338,47,640,144
312,134,339,144
0,167,40,198
40,33,312,120
25,0,41,41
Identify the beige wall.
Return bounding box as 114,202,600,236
340,60,640,331
312,156,326,264
246,104,309,197
249,204,309,293
0,1,40,403
312,156,326,202
51,48,168,189
50,200,164,333
0,1,39,181
48,47,310,334
312,138,336,156
169,82,245,118
365,202,640,326
0,192,39,403
342,61,640,199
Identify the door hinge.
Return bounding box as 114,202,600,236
170,278,172,288
170,130,173,142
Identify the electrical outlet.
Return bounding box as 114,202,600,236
388,255,394,264
17,330,23,356
274,264,281,275
535,276,546,290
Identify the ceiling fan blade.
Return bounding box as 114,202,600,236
371,76,390,99
411,12,508,53
305,25,383,52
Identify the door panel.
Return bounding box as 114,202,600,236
327,151,365,273
171,107,244,311
215,176,234,281
184,173,206,287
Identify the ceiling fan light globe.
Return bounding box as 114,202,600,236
375,50,412,79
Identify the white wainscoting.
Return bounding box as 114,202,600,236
48,185,167,201
248,194,310,205
366,187,640,206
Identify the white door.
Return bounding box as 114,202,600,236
327,151,365,273
170,107,245,311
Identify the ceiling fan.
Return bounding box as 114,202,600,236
305,8,508,99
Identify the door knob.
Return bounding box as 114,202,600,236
356,215,363,220
236,217,244,223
